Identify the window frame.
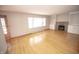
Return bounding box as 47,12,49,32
28,17,46,29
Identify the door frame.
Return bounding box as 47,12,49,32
0,15,11,39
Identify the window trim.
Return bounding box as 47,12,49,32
28,17,46,29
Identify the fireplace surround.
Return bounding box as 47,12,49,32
56,22,68,32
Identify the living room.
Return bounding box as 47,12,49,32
0,5,79,54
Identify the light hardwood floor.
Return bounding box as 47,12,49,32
7,30,79,54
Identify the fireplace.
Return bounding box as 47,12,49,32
56,22,68,32
58,25,65,31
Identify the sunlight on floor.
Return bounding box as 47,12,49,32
29,35,44,46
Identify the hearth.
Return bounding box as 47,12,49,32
58,25,65,31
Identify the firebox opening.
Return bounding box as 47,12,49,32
58,25,65,31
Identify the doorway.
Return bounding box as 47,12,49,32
0,15,10,40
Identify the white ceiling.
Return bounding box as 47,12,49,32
0,5,79,15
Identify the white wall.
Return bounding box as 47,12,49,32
68,11,79,34
56,13,68,22
1,10,79,38
68,25,79,34
0,11,49,38
0,20,7,53
49,15,56,30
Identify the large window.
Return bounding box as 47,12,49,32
28,17,46,28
